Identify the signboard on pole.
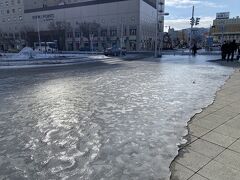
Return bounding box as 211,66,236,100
207,37,213,47
216,12,230,19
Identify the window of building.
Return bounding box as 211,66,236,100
101,29,107,37
75,32,80,38
92,31,98,37
130,28,137,36
110,29,117,36
9,33,13,38
67,32,72,38
15,33,19,39
123,28,127,36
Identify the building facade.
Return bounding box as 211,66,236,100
0,0,24,50
0,0,165,51
211,13,240,44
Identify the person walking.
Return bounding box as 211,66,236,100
237,45,240,60
229,40,238,61
221,41,227,60
192,44,197,56
226,41,231,61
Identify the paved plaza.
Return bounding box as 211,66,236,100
171,68,240,180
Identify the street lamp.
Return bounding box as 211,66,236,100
36,16,42,52
90,33,94,54
155,0,169,57
219,20,225,46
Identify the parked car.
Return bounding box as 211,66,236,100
104,47,126,56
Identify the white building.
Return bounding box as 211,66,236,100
0,0,24,50
1,0,165,51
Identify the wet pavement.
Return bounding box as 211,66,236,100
0,56,234,179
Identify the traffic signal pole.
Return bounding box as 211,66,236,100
189,6,200,54
154,0,160,57
189,6,194,53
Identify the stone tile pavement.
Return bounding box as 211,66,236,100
170,69,240,180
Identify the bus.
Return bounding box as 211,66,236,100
34,42,58,53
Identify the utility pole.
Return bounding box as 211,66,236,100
155,0,169,58
154,0,160,57
158,1,165,57
189,5,194,53
221,22,225,46
37,17,42,52
120,23,124,56
90,33,93,54
189,6,200,54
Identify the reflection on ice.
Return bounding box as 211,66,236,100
0,56,233,179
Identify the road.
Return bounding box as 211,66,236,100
0,55,233,180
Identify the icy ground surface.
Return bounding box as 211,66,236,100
0,56,233,179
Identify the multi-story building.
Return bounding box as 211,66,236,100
211,12,240,44
167,27,209,48
1,0,165,51
0,0,24,50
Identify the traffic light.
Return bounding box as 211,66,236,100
195,17,200,25
190,17,195,26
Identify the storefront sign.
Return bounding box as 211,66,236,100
32,14,55,21
216,12,230,19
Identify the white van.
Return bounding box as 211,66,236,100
34,42,57,53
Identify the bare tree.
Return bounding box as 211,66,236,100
77,22,101,49
48,21,73,50
20,25,35,47
0,29,4,51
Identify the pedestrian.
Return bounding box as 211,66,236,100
226,41,231,61
237,45,240,60
229,40,238,61
221,41,227,60
192,44,197,56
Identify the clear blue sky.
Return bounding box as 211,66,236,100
164,0,239,30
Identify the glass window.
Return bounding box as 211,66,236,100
101,30,107,37
130,28,137,36
110,29,117,36
75,32,80,38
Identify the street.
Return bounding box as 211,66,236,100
0,56,233,179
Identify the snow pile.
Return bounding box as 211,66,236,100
13,47,36,60
1,48,110,62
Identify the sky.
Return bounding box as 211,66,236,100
164,0,239,31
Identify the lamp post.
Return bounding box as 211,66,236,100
220,21,225,46
154,0,169,57
37,16,42,52
90,33,94,54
